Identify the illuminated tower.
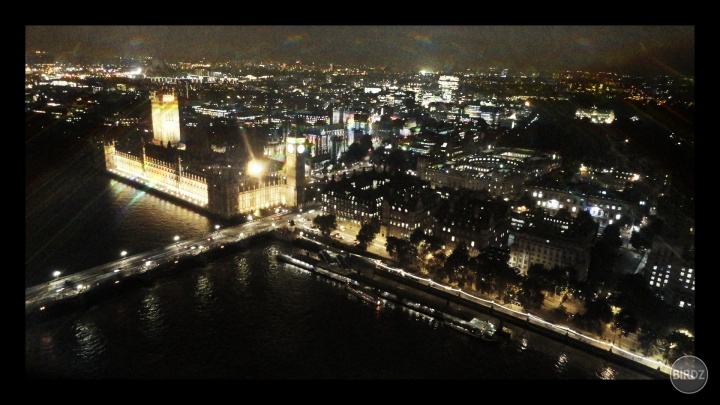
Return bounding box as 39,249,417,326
438,75,459,102
103,140,117,171
150,91,181,146
285,134,306,208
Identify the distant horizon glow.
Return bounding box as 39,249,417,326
25,26,694,77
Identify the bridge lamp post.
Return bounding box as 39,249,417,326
51,270,63,298
174,235,180,245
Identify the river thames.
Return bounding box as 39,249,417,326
26,147,651,380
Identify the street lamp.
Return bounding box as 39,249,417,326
174,235,180,246
248,160,264,177
120,250,127,259
52,270,61,279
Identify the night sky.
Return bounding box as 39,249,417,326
25,25,694,76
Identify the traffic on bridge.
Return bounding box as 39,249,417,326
24,208,316,313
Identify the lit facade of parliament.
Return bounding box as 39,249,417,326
103,92,306,218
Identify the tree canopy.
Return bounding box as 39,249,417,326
341,142,368,164
356,218,380,250
312,214,337,236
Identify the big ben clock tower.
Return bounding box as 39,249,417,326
285,134,306,208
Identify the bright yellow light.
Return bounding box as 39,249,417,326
248,160,264,177
677,329,694,338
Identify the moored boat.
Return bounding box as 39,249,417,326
445,319,485,338
276,253,314,271
446,317,499,342
346,284,383,306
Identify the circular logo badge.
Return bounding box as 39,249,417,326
670,355,708,394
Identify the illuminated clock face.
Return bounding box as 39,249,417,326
287,144,294,153
297,144,305,154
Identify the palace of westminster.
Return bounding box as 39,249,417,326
103,91,307,219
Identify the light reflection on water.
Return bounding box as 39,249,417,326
599,366,618,380
139,292,163,340
194,274,217,314
555,352,568,374
73,319,106,358
26,164,214,288
70,318,107,377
